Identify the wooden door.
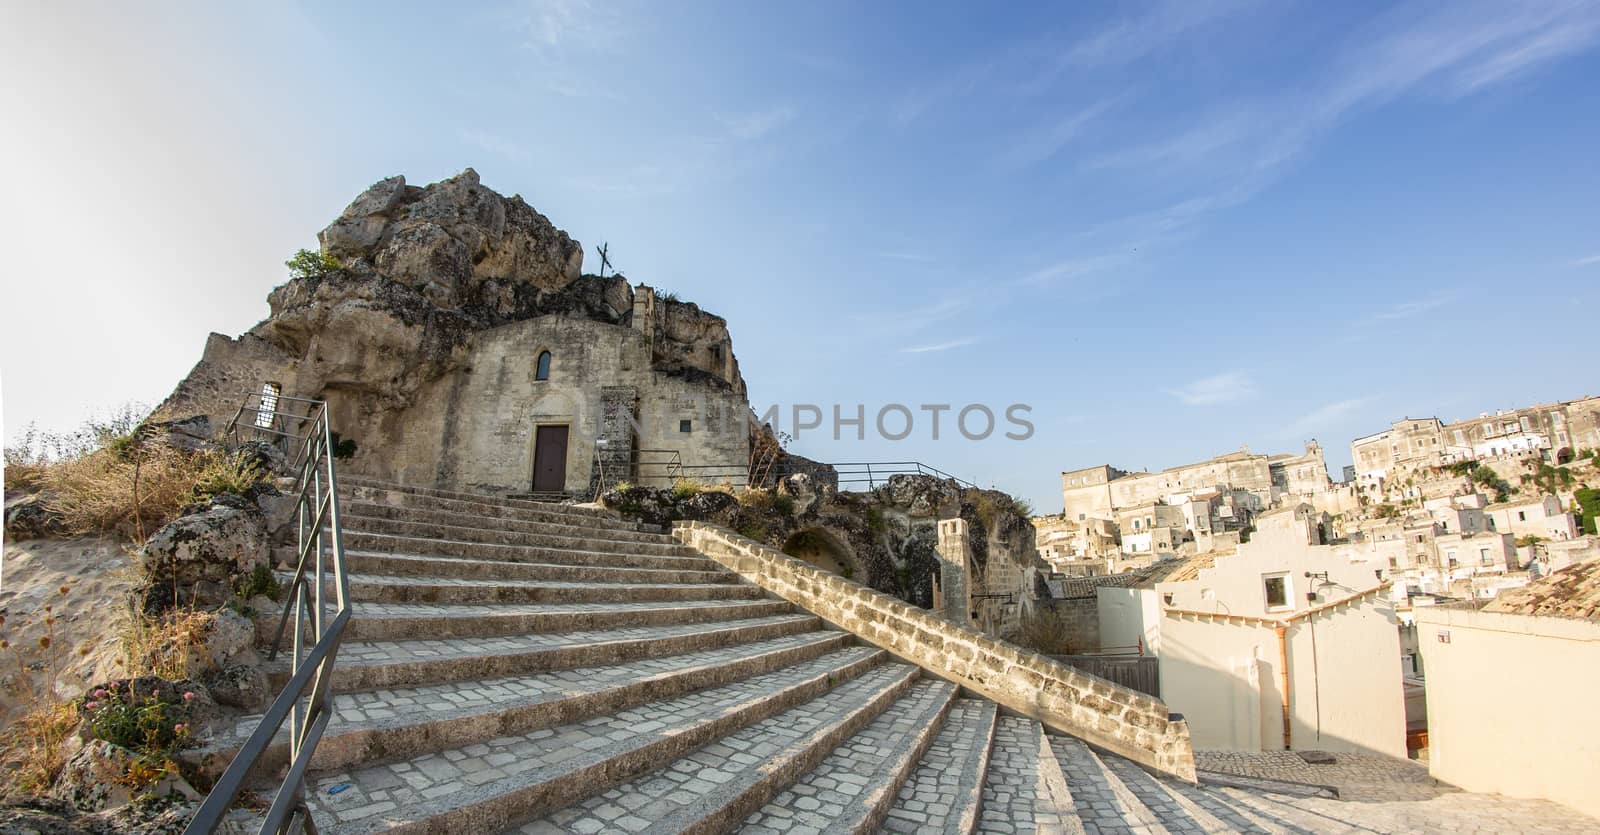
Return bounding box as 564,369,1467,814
532,425,569,492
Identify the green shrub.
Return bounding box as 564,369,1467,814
1576,488,1600,536
235,563,282,603
285,248,343,281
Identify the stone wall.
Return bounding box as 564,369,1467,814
1045,596,1101,652
674,521,1197,781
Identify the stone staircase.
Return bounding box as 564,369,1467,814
195,479,1311,834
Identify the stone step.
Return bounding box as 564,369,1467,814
265,613,826,693
1048,734,1170,834
192,633,863,783
340,478,619,516
977,716,1084,834
1203,788,1331,835
340,599,799,643
1097,755,1260,834
342,551,737,586
341,501,683,549
341,515,698,559
517,664,924,835
310,571,767,607
295,651,905,833
735,678,957,834
341,481,642,532
335,531,715,572
882,698,998,834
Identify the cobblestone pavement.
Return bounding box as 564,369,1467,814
208,631,849,745
976,716,1080,834
884,698,996,833
349,598,778,620
736,679,955,833
1194,751,1599,833
320,613,814,666
515,664,921,834
306,650,895,829
1195,751,1448,802
1213,785,1599,834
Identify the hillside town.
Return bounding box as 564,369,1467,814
1028,394,1600,820
8,5,1600,829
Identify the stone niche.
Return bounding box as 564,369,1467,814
158,169,754,497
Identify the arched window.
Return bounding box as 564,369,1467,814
535,351,552,381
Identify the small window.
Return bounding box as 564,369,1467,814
1480,548,1492,565
1263,573,1291,611
535,351,552,381
255,382,281,429
679,419,692,433
1517,511,1527,521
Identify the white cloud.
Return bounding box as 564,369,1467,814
1366,292,1455,323
872,251,934,262
1061,0,1258,69
1572,254,1600,266
718,106,798,142
1283,397,1375,439
1168,372,1258,406
900,337,979,354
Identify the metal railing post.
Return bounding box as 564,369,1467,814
185,392,352,835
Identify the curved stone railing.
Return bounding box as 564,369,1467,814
673,521,1196,781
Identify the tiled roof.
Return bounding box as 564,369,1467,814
1482,556,1600,620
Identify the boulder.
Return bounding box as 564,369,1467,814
778,473,821,517
318,174,408,262
143,415,215,453
51,741,198,813
4,492,67,539
138,503,268,613
204,663,269,711
205,610,257,669
878,474,960,518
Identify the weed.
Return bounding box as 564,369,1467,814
234,563,283,604
672,478,708,500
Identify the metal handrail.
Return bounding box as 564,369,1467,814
186,392,351,835
830,461,977,490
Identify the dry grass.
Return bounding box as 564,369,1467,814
0,700,80,795
0,596,80,796
34,446,264,542
117,607,214,682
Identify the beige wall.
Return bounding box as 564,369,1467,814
1159,598,1405,757
1098,587,1162,655
1415,606,1600,819
355,314,749,495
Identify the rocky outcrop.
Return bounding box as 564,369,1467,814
137,504,269,614
601,474,1041,609
51,741,199,814
4,491,67,539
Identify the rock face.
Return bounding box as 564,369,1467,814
601,474,1043,611
137,503,268,614
157,169,752,498
322,170,583,297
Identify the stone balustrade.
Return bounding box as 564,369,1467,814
673,521,1197,781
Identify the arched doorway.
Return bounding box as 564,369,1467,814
782,528,859,580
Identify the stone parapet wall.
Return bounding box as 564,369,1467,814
673,521,1197,781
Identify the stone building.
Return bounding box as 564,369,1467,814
161,170,754,498
1350,396,1600,493
1060,442,1331,525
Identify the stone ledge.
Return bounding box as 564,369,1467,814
673,520,1197,781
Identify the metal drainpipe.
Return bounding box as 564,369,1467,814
1275,624,1292,749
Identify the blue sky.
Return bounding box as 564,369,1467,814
3,1,1599,512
